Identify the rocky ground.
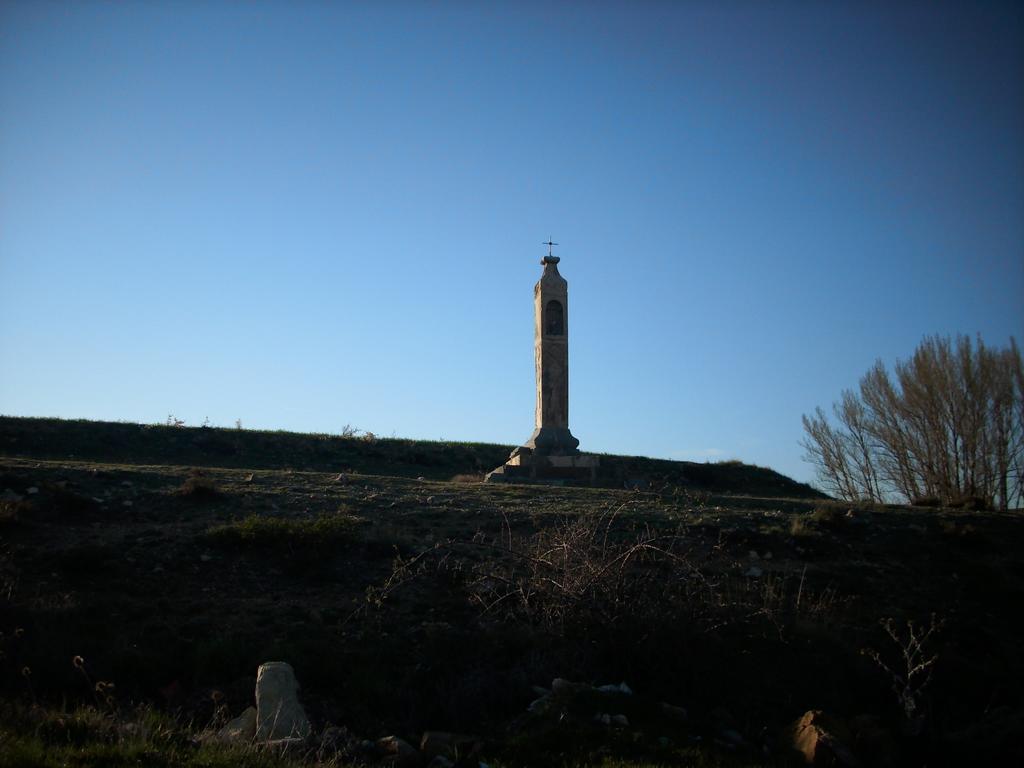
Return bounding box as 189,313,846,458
1,444,1023,766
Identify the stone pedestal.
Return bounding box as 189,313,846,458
485,447,600,485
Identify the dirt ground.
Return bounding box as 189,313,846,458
2,453,1023,765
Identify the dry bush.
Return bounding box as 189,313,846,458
464,507,714,635
862,614,944,735
450,473,483,484
176,470,221,501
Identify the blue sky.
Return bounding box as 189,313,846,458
1,1,1021,485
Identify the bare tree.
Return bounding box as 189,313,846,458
802,335,1023,510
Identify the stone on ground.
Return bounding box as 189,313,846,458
787,710,858,767
255,661,311,741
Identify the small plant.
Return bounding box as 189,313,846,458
234,418,243,430
339,424,360,438
862,614,944,734
165,414,185,427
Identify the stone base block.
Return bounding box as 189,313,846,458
486,451,601,486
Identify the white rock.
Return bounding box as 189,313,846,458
764,551,773,560
217,706,256,743
748,550,760,560
744,566,763,578
611,714,630,727
255,662,311,741
123,500,133,507
26,487,39,495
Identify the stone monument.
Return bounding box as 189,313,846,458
486,242,600,484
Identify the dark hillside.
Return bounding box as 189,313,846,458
0,416,825,498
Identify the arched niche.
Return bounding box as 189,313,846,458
545,300,564,336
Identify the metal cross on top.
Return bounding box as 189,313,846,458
543,238,559,257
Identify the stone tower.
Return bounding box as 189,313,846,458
524,254,580,455
486,246,598,484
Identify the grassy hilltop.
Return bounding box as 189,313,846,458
0,416,824,497
0,417,1022,767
